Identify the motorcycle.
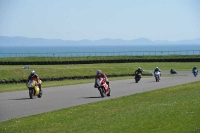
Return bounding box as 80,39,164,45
26,79,42,99
95,77,110,97
154,71,160,82
170,69,177,74
193,69,198,77
135,72,141,83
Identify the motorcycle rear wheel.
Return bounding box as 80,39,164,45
107,88,111,96
38,90,43,98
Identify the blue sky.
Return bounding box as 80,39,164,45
0,0,199,41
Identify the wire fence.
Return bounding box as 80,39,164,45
0,50,200,58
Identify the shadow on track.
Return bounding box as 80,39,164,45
146,81,158,83
80,96,103,99
9,98,30,100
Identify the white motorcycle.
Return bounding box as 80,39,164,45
95,78,111,97
154,71,161,82
193,69,198,77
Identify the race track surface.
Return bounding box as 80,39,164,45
0,71,199,122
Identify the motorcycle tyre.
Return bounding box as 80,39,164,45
135,78,138,83
29,89,34,99
107,88,111,97
156,77,159,82
98,87,105,97
38,90,43,98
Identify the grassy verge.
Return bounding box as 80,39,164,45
0,62,199,81
0,80,199,133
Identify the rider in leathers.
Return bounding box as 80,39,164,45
27,70,42,91
135,67,143,80
192,66,198,75
154,67,161,77
94,70,110,88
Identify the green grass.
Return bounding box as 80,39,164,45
0,62,199,81
0,55,199,62
0,81,200,133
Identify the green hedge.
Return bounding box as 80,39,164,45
0,58,200,65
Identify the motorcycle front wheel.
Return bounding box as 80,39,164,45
155,76,159,82
135,78,138,83
29,89,34,99
98,87,105,97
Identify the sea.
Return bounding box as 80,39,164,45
0,45,200,58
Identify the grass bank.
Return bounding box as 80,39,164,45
0,62,199,81
0,80,199,133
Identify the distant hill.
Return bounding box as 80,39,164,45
0,36,200,46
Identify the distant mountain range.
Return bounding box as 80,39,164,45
0,36,200,46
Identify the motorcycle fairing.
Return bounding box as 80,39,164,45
96,78,109,94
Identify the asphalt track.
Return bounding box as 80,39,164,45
0,71,199,122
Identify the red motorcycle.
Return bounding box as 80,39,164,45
95,77,111,97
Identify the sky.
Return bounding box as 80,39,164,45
0,0,200,41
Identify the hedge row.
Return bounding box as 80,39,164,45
0,73,152,84
0,58,200,65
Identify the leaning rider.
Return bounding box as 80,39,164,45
192,66,198,74
94,70,110,88
135,67,143,79
27,70,42,91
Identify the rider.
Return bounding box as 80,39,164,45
27,70,42,91
170,68,175,73
134,67,143,79
192,66,198,74
154,67,161,76
94,70,110,88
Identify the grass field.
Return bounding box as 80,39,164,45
0,80,199,133
0,62,199,81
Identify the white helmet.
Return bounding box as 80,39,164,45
30,70,36,77
156,67,159,69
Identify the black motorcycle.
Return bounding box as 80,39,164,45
135,73,141,83
170,69,177,74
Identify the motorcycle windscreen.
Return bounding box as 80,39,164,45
27,80,35,88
